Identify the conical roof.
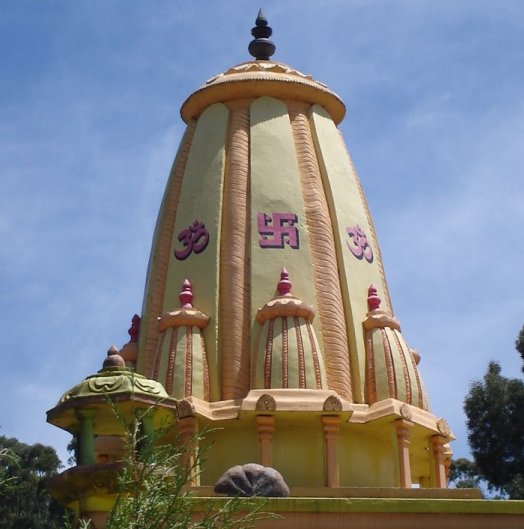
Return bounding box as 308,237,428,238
86,12,454,490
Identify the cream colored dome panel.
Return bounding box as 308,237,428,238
310,104,393,402
249,97,317,340
162,103,229,401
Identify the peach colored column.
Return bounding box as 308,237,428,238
179,416,199,486
219,104,251,400
443,444,453,485
256,415,275,467
289,105,353,402
431,435,447,488
395,419,413,488
322,415,341,487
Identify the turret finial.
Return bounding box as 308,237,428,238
367,284,381,311
278,268,292,297
179,279,193,308
103,345,125,368
248,9,276,60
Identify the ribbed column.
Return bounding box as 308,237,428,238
179,416,199,486
140,122,197,377
256,415,275,467
431,435,447,488
77,409,97,466
321,415,341,487
289,104,353,401
395,419,413,488
219,104,251,399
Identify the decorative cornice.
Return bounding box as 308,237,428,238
158,279,210,331
181,61,345,124
57,368,169,404
212,61,318,83
256,296,315,324
363,310,401,331
158,308,210,330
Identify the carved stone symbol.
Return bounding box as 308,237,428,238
255,393,277,411
323,395,343,412
258,212,299,249
174,220,209,260
346,224,373,263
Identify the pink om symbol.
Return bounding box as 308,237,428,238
174,220,209,260
346,224,373,263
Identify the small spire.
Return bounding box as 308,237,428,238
277,268,292,297
248,9,276,60
128,314,141,343
179,279,193,308
367,284,381,311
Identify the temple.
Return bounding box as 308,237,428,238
47,10,523,528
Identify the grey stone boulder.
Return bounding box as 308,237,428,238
214,463,289,497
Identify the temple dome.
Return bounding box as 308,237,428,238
48,13,455,498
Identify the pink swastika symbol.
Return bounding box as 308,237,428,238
258,212,299,249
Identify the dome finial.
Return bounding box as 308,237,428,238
248,9,276,60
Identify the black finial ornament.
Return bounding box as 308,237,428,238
248,9,276,60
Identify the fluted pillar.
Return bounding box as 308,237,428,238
322,415,341,487
395,419,413,488
256,415,275,467
431,435,447,488
179,416,199,486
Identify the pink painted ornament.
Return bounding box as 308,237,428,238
179,279,194,308
278,268,292,297
367,284,381,311
128,314,141,343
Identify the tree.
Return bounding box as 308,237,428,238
0,435,68,529
515,324,524,373
448,458,482,490
463,361,524,499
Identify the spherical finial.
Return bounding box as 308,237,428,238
367,284,381,311
179,279,193,308
277,268,292,297
103,345,125,368
128,314,141,343
248,9,276,60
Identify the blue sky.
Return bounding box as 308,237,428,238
1,1,523,468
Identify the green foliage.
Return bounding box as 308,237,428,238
0,435,68,529
449,458,483,490
85,407,272,529
464,361,524,499
515,324,524,373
